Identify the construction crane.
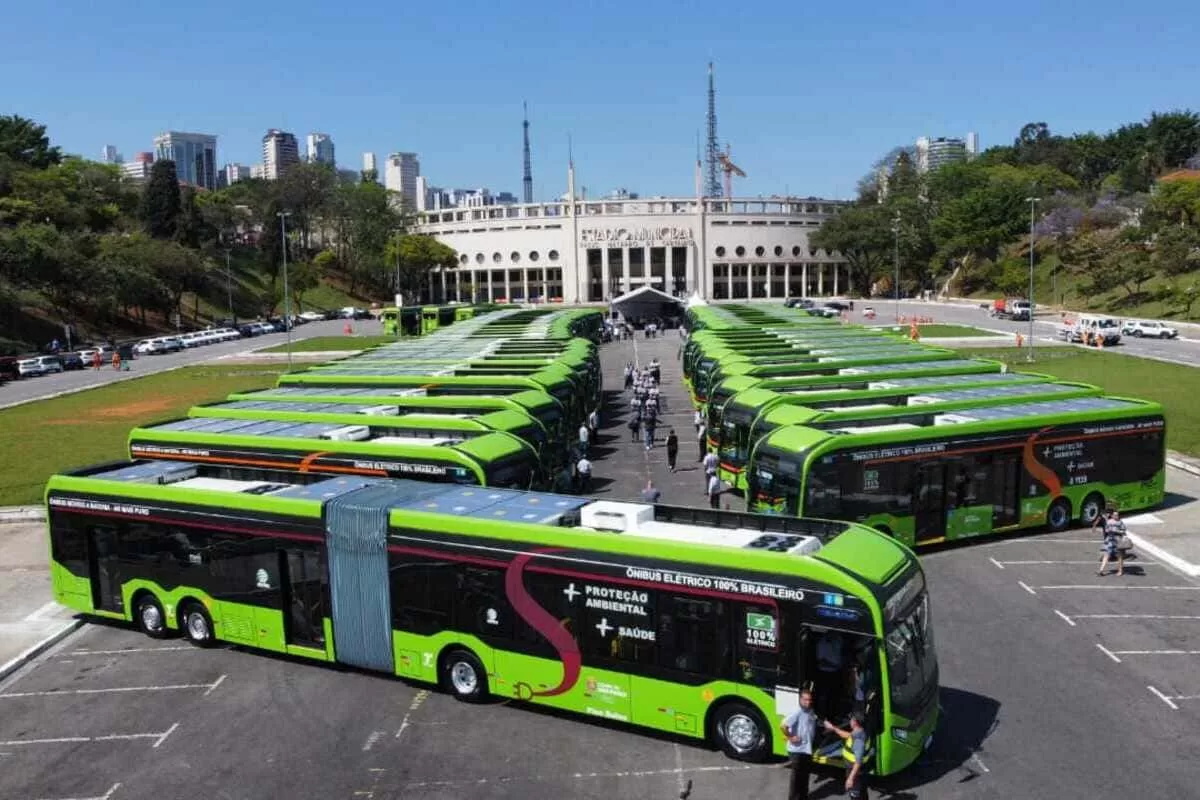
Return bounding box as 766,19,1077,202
716,145,746,198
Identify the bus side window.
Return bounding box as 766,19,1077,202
735,603,784,688
513,573,579,656
388,555,456,635
657,597,726,675
457,566,512,639
49,511,88,575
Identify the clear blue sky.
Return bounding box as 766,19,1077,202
5,0,1197,200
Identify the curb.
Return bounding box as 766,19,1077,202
0,506,44,523
0,618,83,683
1126,532,1200,578
1166,455,1200,479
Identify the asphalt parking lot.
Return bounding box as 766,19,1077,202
2,331,1198,799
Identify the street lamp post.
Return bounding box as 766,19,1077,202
224,248,234,325
1025,196,1040,361
277,211,293,371
891,213,901,323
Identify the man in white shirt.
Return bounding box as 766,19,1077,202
779,689,820,800
575,456,592,494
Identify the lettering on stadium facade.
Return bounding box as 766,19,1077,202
580,227,694,246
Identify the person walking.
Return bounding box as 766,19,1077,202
578,422,590,455
707,473,723,509
694,409,703,433
641,480,662,504
575,455,593,494
587,408,600,444
666,429,679,472
644,417,656,451
697,423,708,462
780,689,820,800
649,358,661,384
623,363,634,390
702,450,718,481
91,351,102,371
1095,508,1128,576
824,713,871,800
628,414,641,443
111,350,121,371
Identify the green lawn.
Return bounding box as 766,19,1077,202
959,346,1200,456
259,335,397,353
0,365,284,506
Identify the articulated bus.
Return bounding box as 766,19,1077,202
746,395,1166,544
186,403,559,477
127,418,541,489
695,349,961,408
277,370,586,429
227,386,567,443
704,359,1006,429
47,461,937,773
716,380,1103,491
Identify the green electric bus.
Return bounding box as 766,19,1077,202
704,358,1007,432
684,335,908,387
746,395,1167,544
127,417,541,489
715,376,1100,490
694,348,958,407
277,369,586,429
46,461,937,773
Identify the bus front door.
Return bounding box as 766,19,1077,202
913,463,948,543
87,524,124,613
281,548,327,652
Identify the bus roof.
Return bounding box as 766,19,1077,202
51,461,913,592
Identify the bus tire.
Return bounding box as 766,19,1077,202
441,648,489,703
709,701,771,762
1046,498,1072,532
179,601,215,648
133,592,169,639
1079,493,1105,528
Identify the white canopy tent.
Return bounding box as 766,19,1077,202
608,286,686,325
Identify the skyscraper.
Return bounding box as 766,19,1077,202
101,145,121,164
915,133,979,173
153,131,218,190
306,133,335,166
363,152,377,173
262,129,301,180
120,152,154,183
385,152,420,208
222,163,252,186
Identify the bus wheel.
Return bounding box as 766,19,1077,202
1046,498,1072,532
134,593,168,639
442,648,489,703
1079,493,1105,528
179,601,215,648
711,701,771,762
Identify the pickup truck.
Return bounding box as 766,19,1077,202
1057,315,1122,345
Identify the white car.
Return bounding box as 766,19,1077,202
17,356,64,377
298,311,325,323
1121,320,1178,339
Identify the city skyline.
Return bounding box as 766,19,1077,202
6,0,1198,200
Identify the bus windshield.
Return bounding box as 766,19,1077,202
746,445,804,515
884,573,937,720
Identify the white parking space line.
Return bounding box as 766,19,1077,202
1017,581,1037,595
995,560,1158,566
22,603,61,623
66,647,192,656
1,674,224,699
1071,614,1200,621
399,763,761,790
1037,585,1200,591
1096,644,1122,663
1148,686,1180,710
1,722,178,748
1110,650,1200,656
1053,609,1076,626
988,557,1005,570
29,784,122,800
203,674,226,696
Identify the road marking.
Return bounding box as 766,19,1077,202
152,722,179,749
1096,644,1122,663
969,753,991,774
67,647,192,656
1017,581,1037,595
34,783,123,800
1036,585,1200,591
362,730,385,751
1148,685,1179,710
1,680,219,698
1053,609,1076,627
203,674,227,696
23,602,60,622
395,689,430,739
1070,614,1200,621
1110,650,1200,656
988,557,1005,570
995,560,1158,566
400,763,760,789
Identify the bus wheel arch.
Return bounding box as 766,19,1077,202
439,646,489,703
1079,492,1105,527
178,599,215,647
706,698,772,762
132,590,169,639
1046,498,1072,532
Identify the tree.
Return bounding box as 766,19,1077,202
141,160,182,239
287,260,320,312
1167,281,1200,315
810,203,895,297
385,234,457,302
1147,177,1200,228
1153,225,1200,276
0,115,62,168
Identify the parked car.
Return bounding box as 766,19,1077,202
784,297,814,309
17,355,64,377
297,311,325,323
0,356,19,383
1121,320,1178,339
58,351,85,370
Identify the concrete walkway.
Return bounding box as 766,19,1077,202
0,522,79,682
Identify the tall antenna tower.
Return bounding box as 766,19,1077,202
704,62,722,198
522,101,533,204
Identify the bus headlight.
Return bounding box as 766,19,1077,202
891,727,910,743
